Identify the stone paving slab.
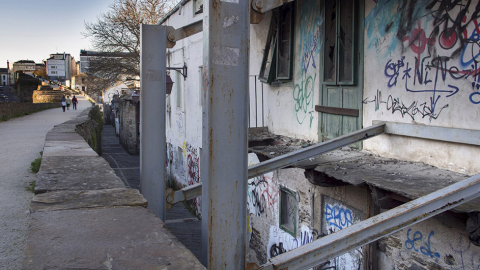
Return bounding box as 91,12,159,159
42,140,97,157
23,207,205,270
50,124,81,133
35,170,124,194
39,156,115,174
45,131,85,142
30,188,147,212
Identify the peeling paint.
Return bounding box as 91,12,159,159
223,15,239,28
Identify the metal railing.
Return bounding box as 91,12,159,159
164,121,480,269
166,122,386,206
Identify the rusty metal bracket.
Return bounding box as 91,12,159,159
251,0,295,13
166,20,203,49
165,183,203,206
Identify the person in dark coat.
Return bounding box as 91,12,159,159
72,95,78,110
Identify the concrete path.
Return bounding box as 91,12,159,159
101,125,203,261
0,95,91,269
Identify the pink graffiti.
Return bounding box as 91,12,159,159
187,153,199,185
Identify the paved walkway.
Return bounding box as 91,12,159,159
0,95,91,269
101,125,202,261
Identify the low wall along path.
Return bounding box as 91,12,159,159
23,107,204,269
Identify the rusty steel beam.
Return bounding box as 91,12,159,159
251,0,295,13
259,173,480,270
248,122,385,179
166,183,202,207
201,0,250,268
140,24,167,220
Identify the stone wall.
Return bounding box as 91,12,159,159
32,91,64,103
16,74,40,102
118,97,139,155
75,105,103,155
0,102,60,121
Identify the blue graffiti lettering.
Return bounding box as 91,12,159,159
325,204,353,231
470,92,480,104
405,229,440,258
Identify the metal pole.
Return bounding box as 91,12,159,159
201,0,249,268
140,24,166,221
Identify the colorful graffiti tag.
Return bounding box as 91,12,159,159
247,153,277,217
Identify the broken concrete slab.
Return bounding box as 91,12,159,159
23,207,205,270
30,188,147,212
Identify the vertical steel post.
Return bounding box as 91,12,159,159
140,24,166,221
201,0,249,268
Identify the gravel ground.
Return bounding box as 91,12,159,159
0,96,91,269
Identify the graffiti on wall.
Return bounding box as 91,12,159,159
247,153,277,217
325,203,354,232
364,0,480,119
293,0,322,127
403,228,480,269
268,225,315,259
363,89,449,120
405,229,441,258
293,73,316,127
165,141,201,214
322,197,364,269
299,0,322,73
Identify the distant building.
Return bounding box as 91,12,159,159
46,53,77,86
12,60,36,82
0,68,8,86
79,50,131,74
35,63,46,72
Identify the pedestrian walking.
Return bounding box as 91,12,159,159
66,96,72,110
72,95,78,110
61,95,66,112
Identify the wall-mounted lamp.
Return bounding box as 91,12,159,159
166,62,187,80
166,73,174,95
131,90,140,104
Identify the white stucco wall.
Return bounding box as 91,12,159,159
162,1,205,214
363,0,480,174
250,0,322,141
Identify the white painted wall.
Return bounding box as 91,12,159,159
162,1,204,215
363,1,480,174
103,83,128,104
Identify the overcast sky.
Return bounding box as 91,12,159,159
0,0,113,67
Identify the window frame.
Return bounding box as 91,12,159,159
322,0,356,86
279,186,297,237
259,3,294,84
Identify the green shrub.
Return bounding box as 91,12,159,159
30,151,43,173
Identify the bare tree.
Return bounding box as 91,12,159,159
83,0,174,91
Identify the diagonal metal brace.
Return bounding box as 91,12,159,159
259,173,480,270
166,123,385,205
